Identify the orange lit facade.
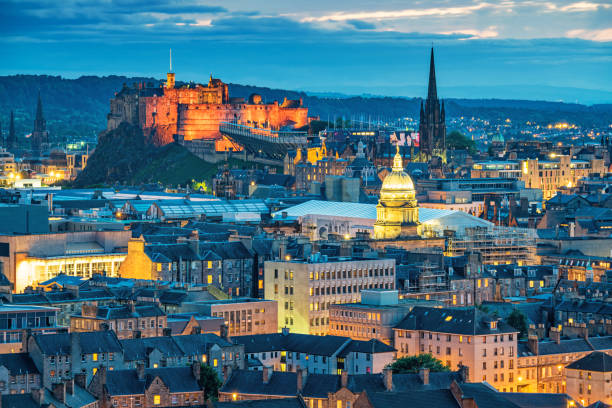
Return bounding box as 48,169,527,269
108,73,309,148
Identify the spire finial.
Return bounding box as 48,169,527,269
393,144,403,172
169,48,172,72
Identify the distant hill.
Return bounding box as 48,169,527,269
74,122,274,188
0,75,610,143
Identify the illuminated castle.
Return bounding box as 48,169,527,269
373,145,419,239
107,56,309,148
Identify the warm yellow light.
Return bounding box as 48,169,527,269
285,255,291,261
343,234,350,240
50,171,55,177
557,365,562,370
9,173,14,178
518,376,523,382
15,174,21,180
232,393,237,401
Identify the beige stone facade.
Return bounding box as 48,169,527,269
264,258,395,335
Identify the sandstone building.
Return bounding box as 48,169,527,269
107,71,309,149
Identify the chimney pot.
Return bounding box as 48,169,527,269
419,367,430,385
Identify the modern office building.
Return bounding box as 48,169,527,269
264,256,395,335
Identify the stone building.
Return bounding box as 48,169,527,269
394,306,519,391
0,353,41,395
88,364,204,408
565,351,612,406
264,256,395,335
70,303,167,339
107,71,309,148
373,146,419,239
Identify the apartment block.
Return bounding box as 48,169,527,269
264,256,395,335
393,306,519,391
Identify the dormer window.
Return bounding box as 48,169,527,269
490,321,497,330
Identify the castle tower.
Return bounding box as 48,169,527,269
166,49,175,89
31,91,49,155
418,48,446,159
373,145,419,239
7,110,16,151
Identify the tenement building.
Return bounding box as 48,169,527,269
393,306,519,391
264,255,395,335
565,351,612,406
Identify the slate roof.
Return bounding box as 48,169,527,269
213,398,306,408
1,394,40,408
198,241,253,260
502,392,576,408
33,331,122,355
172,333,233,355
457,383,521,408
120,336,185,361
73,303,165,320
44,384,98,408
0,354,39,375
105,367,200,396
337,339,395,357
364,390,459,408
566,351,612,372
220,370,297,397
232,333,348,356
394,306,518,335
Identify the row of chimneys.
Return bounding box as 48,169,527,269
30,373,87,406
245,365,470,393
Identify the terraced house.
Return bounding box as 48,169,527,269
393,306,519,391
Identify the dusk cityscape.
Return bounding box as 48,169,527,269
0,1,611,407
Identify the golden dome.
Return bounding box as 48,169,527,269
381,145,415,192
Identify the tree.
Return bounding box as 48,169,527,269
388,353,450,374
506,309,528,339
200,364,222,402
446,130,477,154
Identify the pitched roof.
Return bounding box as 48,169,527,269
120,336,185,361
33,331,122,355
213,398,306,408
566,351,612,372
394,306,518,335
105,367,200,396
364,390,459,408
1,394,40,408
502,392,576,408
0,353,39,375
220,370,297,397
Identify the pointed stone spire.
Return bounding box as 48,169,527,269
32,91,48,154
8,110,16,150
427,47,437,101
34,91,45,132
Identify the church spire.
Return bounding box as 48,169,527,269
35,91,45,131
8,110,16,150
427,47,437,101
392,144,403,172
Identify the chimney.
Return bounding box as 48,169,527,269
297,366,304,392
527,335,539,355
52,382,66,403
341,370,348,388
262,366,272,384
71,333,81,361
281,327,290,336
550,327,561,344
383,367,393,391
192,361,201,381
458,364,470,383
21,328,32,353
31,387,45,406
163,328,172,336
223,365,233,382
136,362,145,380
419,367,430,385
220,324,229,341
129,301,136,313
66,378,74,395
74,373,87,389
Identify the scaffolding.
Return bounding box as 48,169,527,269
450,226,537,266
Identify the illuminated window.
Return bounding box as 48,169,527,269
478,279,482,288
445,315,453,322
207,275,213,284
213,359,218,367
529,281,534,288
93,367,98,376
452,295,457,305
232,393,237,401
207,261,213,269
484,279,488,287
157,264,162,272
540,281,544,287
154,395,161,405
93,353,98,362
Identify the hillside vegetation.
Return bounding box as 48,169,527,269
1,75,610,143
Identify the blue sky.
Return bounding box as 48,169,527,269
1,0,611,103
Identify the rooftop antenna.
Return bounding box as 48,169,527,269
169,48,173,72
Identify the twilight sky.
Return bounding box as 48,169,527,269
1,0,611,103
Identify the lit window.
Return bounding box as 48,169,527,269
93,353,98,362
445,315,453,322
207,275,212,284
213,359,218,367
153,395,161,405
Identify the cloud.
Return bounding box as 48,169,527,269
439,27,499,39
347,19,376,30
554,1,610,12
301,3,498,22
566,28,612,41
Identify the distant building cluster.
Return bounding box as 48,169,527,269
0,47,611,407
